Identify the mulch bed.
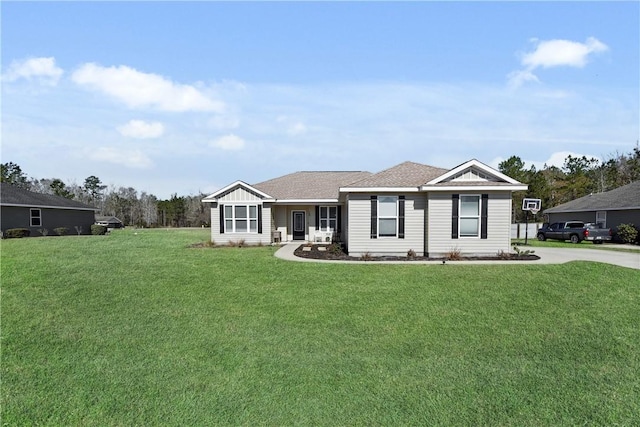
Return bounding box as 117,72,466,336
293,244,540,262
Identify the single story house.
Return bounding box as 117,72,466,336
203,159,527,257
544,180,640,234
0,183,98,236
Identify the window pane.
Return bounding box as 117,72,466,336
236,220,247,232
224,205,233,218
235,205,247,218
320,219,327,231
329,207,337,218
460,196,479,216
320,207,327,217
460,218,479,236
379,218,397,236
379,196,397,216
249,206,257,218
250,220,257,232
329,219,337,231
225,220,233,231
31,209,41,218
32,218,41,226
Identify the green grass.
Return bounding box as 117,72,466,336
2,229,639,426
513,238,640,253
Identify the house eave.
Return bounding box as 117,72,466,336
274,199,339,205
1,203,99,211
420,185,529,192
545,206,640,214
339,187,421,193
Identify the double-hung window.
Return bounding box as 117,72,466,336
224,205,258,233
319,206,337,232
30,209,42,227
459,195,480,237
378,196,398,237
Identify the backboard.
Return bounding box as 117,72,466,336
522,198,542,214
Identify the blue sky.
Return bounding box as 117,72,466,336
2,2,638,199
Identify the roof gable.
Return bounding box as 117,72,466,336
202,181,274,203
0,183,97,211
426,159,522,185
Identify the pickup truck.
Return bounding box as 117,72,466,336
536,221,612,244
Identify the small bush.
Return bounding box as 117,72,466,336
328,243,344,254
38,228,49,236
74,226,83,235
360,252,373,261
91,225,107,235
445,248,462,261
4,228,31,238
227,239,246,248
407,249,417,259
616,223,638,244
54,227,69,236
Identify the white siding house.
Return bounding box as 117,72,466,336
203,159,527,256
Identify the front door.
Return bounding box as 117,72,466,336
293,211,306,240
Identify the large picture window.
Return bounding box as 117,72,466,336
319,206,337,232
224,204,258,233
30,208,42,227
378,196,398,237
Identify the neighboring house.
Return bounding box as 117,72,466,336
0,183,98,236
95,215,124,229
544,180,640,235
203,159,527,257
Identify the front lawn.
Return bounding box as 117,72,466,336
2,229,639,426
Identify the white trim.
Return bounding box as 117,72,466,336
458,194,481,238
202,180,274,203
30,208,42,227
421,185,528,192
340,187,421,193
223,204,259,233
426,159,523,185
292,210,306,240
1,203,98,211
545,206,640,213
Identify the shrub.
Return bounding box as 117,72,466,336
227,239,246,248
4,228,31,238
407,249,417,259
54,227,68,236
38,228,49,236
328,243,344,254
616,223,638,244
74,226,83,235
445,248,462,261
360,252,373,261
91,225,107,235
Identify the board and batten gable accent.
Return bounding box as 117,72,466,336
427,191,512,257
348,193,426,257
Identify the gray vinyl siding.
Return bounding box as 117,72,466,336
0,206,95,236
427,191,512,257
210,201,272,245
347,193,426,256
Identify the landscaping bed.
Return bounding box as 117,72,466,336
294,243,540,261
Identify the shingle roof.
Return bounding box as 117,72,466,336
544,180,640,213
342,161,448,188
0,183,97,211
254,171,372,200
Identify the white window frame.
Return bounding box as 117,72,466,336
224,204,258,233
378,196,398,238
30,208,42,227
319,206,338,232
459,195,481,238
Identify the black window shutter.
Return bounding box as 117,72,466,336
451,194,459,239
370,196,377,239
219,204,225,234
398,196,405,239
337,205,342,231
258,205,263,234
481,194,488,239
315,205,320,229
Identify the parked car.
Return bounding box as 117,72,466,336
537,221,612,244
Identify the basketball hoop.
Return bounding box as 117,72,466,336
530,208,539,216
521,198,542,245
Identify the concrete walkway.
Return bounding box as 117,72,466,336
275,243,640,270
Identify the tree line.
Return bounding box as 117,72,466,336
2,145,639,226
499,145,640,222
0,162,208,228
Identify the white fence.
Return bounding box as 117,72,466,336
511,223,544,239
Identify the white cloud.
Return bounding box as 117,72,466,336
211,134,245,150
117,120,165,139
2,57,63,85
86,146,153,169
276,115,307,135
71,63,224,112
490,150,601,172
508,37,608,88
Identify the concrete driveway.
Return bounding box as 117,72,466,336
530,246,640,270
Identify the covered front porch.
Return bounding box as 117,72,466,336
271,204,342,243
